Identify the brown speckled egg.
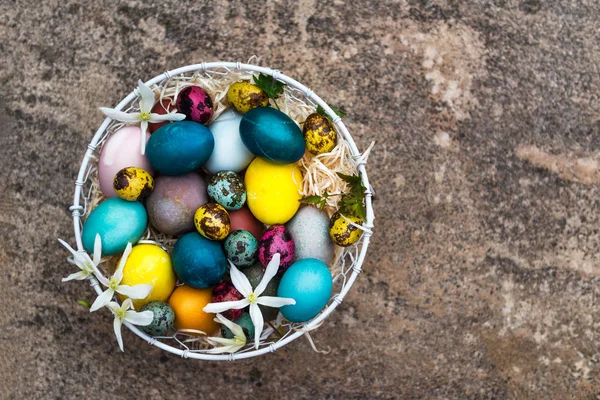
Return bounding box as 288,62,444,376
194,203,231,240
303,113,337,155
227,81,269,114
113,167,154,201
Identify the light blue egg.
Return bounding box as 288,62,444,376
82,197,147,256
278,258,333,322
172,232,227,288
224,230,257,268
207,171,246,210
286,206,334,264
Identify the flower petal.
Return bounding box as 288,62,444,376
204,344,241,354
93,234,102,266
255,253,280,296
116,284,152,300
256,296,296,308
57,238,77,257
215,314,245,340
113,317,124,352
137,80,155,113
121,298,134,311
125,310,154,326
203,299,249,314
113,242,132,284
62,270,89,282
91,265,110,287
106,301,121,315
206,336,237,346
100,107,140,124
249,303,264,349
148,111,186,122
229,261,252,297
89,288,114,312
140,121,148,155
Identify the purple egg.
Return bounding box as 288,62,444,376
176,86,213,124
258,225,295,271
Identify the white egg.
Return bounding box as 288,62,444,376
205,109,255,173
286,206,334,264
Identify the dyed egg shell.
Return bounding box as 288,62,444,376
229,207,263,240
119,244,176,309
329,212,363,247
227,81,269,114
211,280,244,321
146,121,214,176
205,110,255,174
82,198,147,256
98,126,153,198
278,258,332,322
148,98,175,133
240,107,306,163
113,167,154,201
222,312,255,341
286,206,334,264
172,232,227,288
245,158,303,225
176,86,213,124
146,173,208,236
207,171,246,210
243,264,281,321
140,301,175,336
194,203,230,241
303,113,337,155
224,230,258,268
168,285,219,334
258,225,295,270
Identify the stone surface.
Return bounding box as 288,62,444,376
1,0,600,398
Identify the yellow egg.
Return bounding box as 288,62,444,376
328,212,363,247
303,113,337,155
226,81,269,114
113,167,154,201
118,244,176,309
194,203,230,240
244,158,303,225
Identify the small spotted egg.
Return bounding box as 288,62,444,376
303,113,337,155
207,171,246,211
113,167,154,201
139,301,175,336
227,81,269,114
224,230,258,268
194,203,231,240
211,280,244,321
258,225,295,271
328,212,363,247
176,86,213,124
221,312,255,341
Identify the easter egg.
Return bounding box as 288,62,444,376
211,280,244,321
227,81,269,114
113,167,154,201
222,312,255,341
168,285,219,334
224,230,258,268
278,258,332,322
176,86,213,124
240,107,306,163
82,198,147,256
172,232,227,288
329,212,363,247
194,203,230,241
98,126,154,198
145,173,208,236
258,225,295,271
205,110,255,174
286,206,334,264
148,98,175,133
146,121,214,176
243,264,281,321
303,113,337,155
207,171,246,210
119,244,176,309
245,158,303,225
229,207,263,240
140,301,175,336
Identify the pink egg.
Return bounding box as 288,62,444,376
258,225,295,271
98,126,153,198
229,207,263,240
176,86,213,124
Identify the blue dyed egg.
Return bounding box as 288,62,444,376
278,258,332,322
239,107,305,163
172,232,227,288
82,197,147,256
224,230,257,268
140,301,175,336
146,121,214,176
207,171,246,210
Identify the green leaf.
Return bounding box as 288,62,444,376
253,73,285,101
77,300,91,308
336,172,362,185
317,104,347,121
299,195,323,205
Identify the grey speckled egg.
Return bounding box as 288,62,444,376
286,206,334,264
207,171,246,211
224,230,258,268
140,301,175,336
221,312,255,341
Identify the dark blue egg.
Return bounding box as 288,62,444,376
146,121,214,176
239,107,305,164
172,232,227,288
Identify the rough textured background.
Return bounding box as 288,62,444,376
1,0,599,398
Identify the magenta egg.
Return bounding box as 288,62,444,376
211,281,244,321
176,86,213,124
258,225,295,271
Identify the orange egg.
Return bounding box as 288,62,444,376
168,285,219,335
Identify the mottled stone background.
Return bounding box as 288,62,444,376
1,0,599,398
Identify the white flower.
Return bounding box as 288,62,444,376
58,234,102,282
203,253,296,349
100,80,186,154
205,314,247,354
89,243,152,312
107,298,153,352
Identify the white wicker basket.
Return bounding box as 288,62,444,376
69,62,375,360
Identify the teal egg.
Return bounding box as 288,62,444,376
278,258,332,322
221,312,255,341
224,230,257,268
239,107,305,163
243,264,281,321
207,171,246,210
146,121,214,176
140,301,175,336
81,197,147,256
172,232,227,288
